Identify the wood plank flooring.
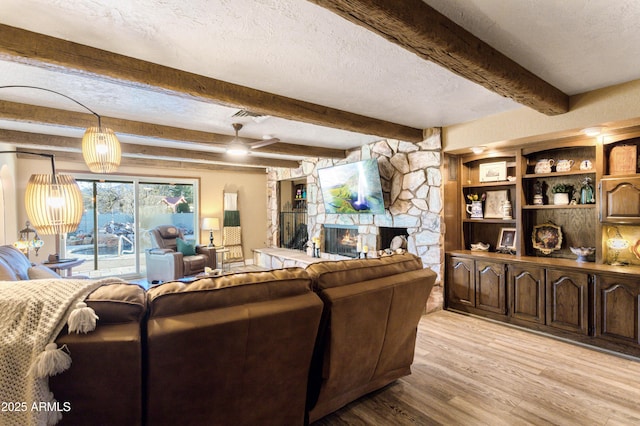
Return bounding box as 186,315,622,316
312,310,640,425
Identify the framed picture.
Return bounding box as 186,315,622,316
479,161,507,182
484,190,508,218
497,227,517,250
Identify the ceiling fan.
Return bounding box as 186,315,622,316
226,123,280,155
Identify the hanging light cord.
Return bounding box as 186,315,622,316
0,85,103,127
0,150,57,182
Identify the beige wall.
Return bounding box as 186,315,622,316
443,79,640,152
0,143,18,245
15,157,268,261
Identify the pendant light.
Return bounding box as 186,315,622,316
0,151,83,236
0,85,121,173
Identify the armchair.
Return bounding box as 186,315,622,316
145,225,216,282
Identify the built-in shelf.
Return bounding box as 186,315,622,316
463,218,517,224
522,170,596,179
522,204,596,210
462,181,516,188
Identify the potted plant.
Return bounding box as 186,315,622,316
551,183,574,205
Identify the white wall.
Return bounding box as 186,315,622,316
443,79,640,152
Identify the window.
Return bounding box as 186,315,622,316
64,175,198,278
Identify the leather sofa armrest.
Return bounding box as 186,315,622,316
196,245,217,269
149,248,174,255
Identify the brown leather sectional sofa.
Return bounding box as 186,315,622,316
49,253,436,425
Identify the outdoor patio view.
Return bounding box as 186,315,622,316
63,178,197,278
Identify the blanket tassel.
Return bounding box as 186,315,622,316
28,343,71,379
68,301,99,334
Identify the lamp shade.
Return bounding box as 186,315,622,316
82,126,122,173
25,174,83,235
202,217,220,231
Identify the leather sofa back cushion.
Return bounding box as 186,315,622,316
147,268,313,317
0,245,33,280
306,253,424,290
85,283,147,323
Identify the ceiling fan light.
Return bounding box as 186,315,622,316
25,173,83,235
82,126,122,173
226,140,249,156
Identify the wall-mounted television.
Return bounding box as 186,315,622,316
317,159,385,214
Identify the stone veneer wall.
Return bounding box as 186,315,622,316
267,128,444,312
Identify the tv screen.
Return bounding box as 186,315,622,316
317,159,385,214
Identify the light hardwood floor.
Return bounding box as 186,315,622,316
312,310,640,425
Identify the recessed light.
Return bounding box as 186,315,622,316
582,127,604,137
471,146,486,154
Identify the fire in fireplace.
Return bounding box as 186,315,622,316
323,225,358,258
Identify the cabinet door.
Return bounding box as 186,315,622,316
546,269,589,335
595,274,640,345
476,261,506,314
600,177,640,223
446,257,475,308
509,264,545,324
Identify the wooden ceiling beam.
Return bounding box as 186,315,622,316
0,100,347,159
0,129,300,169
17,150,268,174
308,0,569,115
0,23,423,142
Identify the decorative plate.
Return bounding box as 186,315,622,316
532,223,562,255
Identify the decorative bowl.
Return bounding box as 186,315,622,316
570,246,595,262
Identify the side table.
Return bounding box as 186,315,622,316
214,246,230,271
42,258,85,277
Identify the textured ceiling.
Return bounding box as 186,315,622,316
1,0,640,162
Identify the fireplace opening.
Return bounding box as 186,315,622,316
323,225,358,258
378,227,409,251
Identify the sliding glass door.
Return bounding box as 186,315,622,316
63,176,198,279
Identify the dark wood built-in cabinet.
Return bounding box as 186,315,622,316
509,263,545,325
445,134,640,357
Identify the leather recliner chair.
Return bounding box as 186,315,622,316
145,225,216,282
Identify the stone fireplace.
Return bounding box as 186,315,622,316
266,129,444,312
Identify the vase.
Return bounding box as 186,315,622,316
466,201,483,218
553,193,569,205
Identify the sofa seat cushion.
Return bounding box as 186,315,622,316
182,254,207,275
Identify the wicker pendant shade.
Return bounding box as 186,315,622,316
25,174,83,235
82,126,121,173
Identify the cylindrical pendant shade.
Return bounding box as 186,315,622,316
25,174,83,235
82,126,121,173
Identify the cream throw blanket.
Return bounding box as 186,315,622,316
0,277,124,426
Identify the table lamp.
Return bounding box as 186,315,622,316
202,217,220,247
